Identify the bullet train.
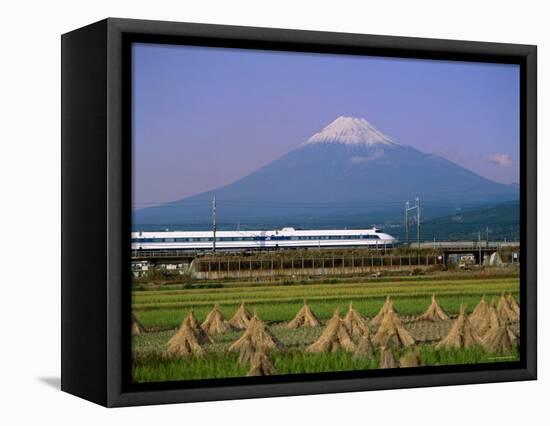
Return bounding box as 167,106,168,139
131,227,397,251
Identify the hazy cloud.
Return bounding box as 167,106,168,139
488,153,512,167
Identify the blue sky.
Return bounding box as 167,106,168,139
133,43,520,208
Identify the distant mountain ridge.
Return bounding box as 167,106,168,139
410,200,519,242
134,116,518,230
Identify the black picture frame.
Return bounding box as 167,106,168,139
61,17,537,407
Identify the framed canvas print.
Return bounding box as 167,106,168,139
61,18,537,407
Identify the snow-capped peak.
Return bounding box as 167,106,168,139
305,116,396,146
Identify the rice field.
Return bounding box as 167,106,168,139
132,272,520,383
133,345,519,382
133,275,519,328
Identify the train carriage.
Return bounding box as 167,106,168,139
131,227,397,251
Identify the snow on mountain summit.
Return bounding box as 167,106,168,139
305,116,396,146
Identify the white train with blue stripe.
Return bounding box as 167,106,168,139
131,227,397,251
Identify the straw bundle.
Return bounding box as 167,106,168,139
343,302,370,342
416,294,449,322
372,308,415,348
229,313,282,364
184,309,200,329
201,303,234,335
379,345,399,369
182,310,212,345
497,294,519,322
353,333,375,360
370,296,397,326
472,299,500,337
468,296,489,324
131,313,146,336
287,300,321,329
507,293,520,317
229,302,252,330
436,305,480,349
166,323,206,357
307,310,356,353
247,350,276,376
481,324,518,354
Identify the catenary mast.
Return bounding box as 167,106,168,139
212,195,217,253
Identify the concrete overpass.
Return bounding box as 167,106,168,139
410,241,520,265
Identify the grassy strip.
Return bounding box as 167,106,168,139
133,274,518,297
132,345,519,383
133,292,518,330
134,266,519,291
132,278,518,306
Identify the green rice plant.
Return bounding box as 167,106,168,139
131,343,520,383
133,283,519,329
132,352,248,382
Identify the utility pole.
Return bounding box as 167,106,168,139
212,195,217,253
478,231,482,265
486,226,489,248
405,198,420,247
405,200,409,244
416,196,420,249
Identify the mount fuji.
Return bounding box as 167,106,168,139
134,116,518,229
